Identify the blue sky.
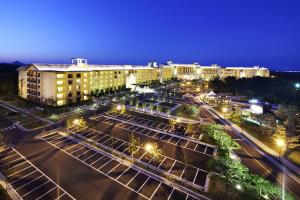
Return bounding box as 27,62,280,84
0,0,300,70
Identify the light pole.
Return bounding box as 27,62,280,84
145,143,153,168
276,138,286,200
222,107,228,118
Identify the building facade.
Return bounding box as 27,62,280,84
18,58,270,106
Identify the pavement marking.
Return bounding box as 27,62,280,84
15,174,44,190
40,131,209,200
0,146,76,200
22,180,51,197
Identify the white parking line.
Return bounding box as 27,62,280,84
126,172,140,186
0,156,23,168
149,182,162,199
22,180,51,197
82,152,98,162
90,155,105,165
10,170,38,184
7,165,33,178
35,186,57,200
192,169,199,184
167,188,175,200
1,152,18,160
12,148,76,199
137,176,150,192
15,174,44,190
107,163,121,174
168,161,177,173
157,157,166,168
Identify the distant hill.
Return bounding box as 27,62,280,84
0,61,24,72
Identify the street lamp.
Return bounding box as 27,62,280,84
295,83,300,89
222,107,228,118
276,138,286,200
235,184,242,191
145,143,153,153
73,119,79,125
116,104,122,111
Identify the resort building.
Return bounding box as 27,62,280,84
18,58,270,106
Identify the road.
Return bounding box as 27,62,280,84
198,103,300,199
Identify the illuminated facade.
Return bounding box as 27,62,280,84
18,58,269,106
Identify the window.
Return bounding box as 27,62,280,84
77,73,81,78
76,91,81,96
68,74,73,78
68,93,72,97
57,74,64,79
68,80,73,84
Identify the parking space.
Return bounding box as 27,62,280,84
39,131,205,200
90,115,216,157
0,146,75,200
47,127,209,191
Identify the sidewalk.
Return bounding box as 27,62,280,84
202,104,300,182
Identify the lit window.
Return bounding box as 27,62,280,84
57,100,64,106
56,80,63,85
57,74,64,78
76,79,80,83
57,87,63,92
57,93,63,98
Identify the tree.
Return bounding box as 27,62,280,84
128,134,140,160
144,143,162,162
190,105,199,117
66,117,87,132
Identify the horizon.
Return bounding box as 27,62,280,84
1,0,300,71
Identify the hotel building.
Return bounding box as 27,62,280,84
18,58,269,106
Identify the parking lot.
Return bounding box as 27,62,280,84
90,115,216,158
39,131,207,200
0,146,75,200
98,110,229,140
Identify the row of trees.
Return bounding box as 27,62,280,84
91,85,128,97
208,75,300,106
202,124,295,200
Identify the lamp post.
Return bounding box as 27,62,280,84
276,138,286,200
222,107,228,118
145,143,153,168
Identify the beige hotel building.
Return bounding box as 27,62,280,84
18,58,269,106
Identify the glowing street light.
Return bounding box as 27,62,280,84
73,119,80,125
249,99,258,104
230,153,237,160
276,139,285,148
145,143,153,153
196,88,200,92
295,83,300,89
222,107,228,118
236,184,242,190
116,104,122,110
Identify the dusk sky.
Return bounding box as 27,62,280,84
0,0,300,70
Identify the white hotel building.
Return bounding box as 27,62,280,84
17,58,270,106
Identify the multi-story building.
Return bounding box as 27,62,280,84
18,58,270,106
